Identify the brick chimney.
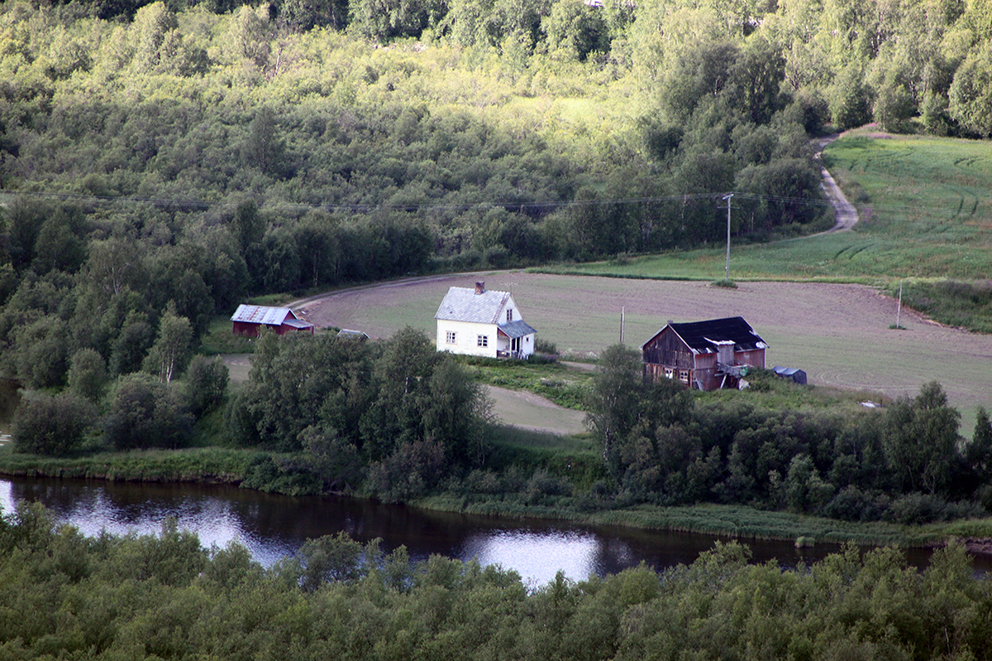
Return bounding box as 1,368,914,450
475,282,485,294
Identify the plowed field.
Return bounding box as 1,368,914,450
296,272,992,426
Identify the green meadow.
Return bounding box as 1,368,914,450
541,131,992,285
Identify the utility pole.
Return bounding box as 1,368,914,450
722,193,734,281
896,280,903,329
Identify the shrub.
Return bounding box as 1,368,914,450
534,338,558,355
12,393,97,455
185,355,229,417
366,440,446,503
522,469,573,505
465,469,504,494
241,455,322,496
822,486,889,522
104,374,193,450
66,348,107,402
882,492,979,525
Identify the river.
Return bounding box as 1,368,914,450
2,475,981,587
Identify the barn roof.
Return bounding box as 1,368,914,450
642,317,767,354
282,318,314,330
231,304,312,330
435,287,512,324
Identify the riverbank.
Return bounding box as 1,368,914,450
414,493,992,550
4,446,992,552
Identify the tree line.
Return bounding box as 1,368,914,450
585,344,992,526
222,335,992,526
2,500,992,660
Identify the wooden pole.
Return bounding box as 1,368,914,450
896,280,903,329
723,193,734,281
620,306,625,344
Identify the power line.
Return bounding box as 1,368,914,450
0,187,839,214
2,186,976,220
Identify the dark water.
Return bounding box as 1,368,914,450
3,476,984,587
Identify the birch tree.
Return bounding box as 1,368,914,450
144,308,193,383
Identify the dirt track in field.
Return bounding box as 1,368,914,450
485,385,586,436
296,272,992,425
815,134,859,234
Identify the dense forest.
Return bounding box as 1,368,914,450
3,502,992,660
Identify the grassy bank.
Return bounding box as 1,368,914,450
0,446,258,483
415,496,992,548
461,356,593,410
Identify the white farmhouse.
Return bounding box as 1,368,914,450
434,282,537,359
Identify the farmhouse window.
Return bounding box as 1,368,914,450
679,370,689,384
477,335,488,347
446,331,457,344
506,309,513,322
664,368,674,379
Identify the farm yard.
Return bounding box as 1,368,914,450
297,271,992,428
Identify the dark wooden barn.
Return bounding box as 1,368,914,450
640,317,767,391
230,304,314,337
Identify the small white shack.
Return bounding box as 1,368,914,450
434,282,536,359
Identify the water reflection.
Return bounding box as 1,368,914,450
2,476,987,586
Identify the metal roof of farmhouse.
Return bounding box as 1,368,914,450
434,287,513,324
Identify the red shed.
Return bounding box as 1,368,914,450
231,304,314,337
641,317,767,391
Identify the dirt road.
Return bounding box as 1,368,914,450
815,134,859,233
485,385,586,436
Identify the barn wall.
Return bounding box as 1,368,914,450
736,349,765,368
233,321,261,337
693,353,719,390
642,328,694,370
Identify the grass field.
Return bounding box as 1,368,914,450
542,131,992,284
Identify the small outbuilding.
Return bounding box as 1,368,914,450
337,329,369,341
641,316,767,391
773,366,807,385
435,282,536,359
230,304,314,337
